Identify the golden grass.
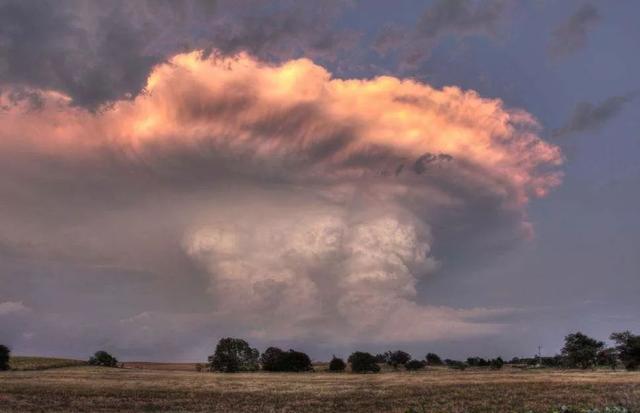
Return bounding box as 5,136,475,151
8,356,86,371
0,365,639,412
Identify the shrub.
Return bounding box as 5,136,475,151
387,350,411,369
260,347,312,372
610,331,640,370
405,359,426,371
0,344,10,371
208,338,259,372
88,350,118,367
195,363,205,372
561,332,604,369
328,356,346,372
425,352,443,366
348,351,380,373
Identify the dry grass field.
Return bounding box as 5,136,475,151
1,364,640,412
8,356,87,371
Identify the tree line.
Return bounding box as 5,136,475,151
0,330,638,372
200,330,640,373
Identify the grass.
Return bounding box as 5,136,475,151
0,365,639,412
8,356,87,371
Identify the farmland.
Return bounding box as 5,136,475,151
1,363,639,412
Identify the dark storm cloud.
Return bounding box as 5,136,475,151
0,0,353,109
374,0,510,67
549,3,601,59
0,0,166,109
553,93,637,138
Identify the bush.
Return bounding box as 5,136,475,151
425,352,443,366
208,338,259,372
405,359,426,371
348,351,380,373
88,351,118,367
561,332,604,369
328,356,346,372
259,347,312,372
610,331,640,370
0,344,10,371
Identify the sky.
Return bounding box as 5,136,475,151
0,0,638,362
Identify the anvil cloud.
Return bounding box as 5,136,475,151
0,51,562,355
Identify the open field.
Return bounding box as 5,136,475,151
1,365,639,412
8,356,87,371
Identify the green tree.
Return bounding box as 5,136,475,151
260,347,285,371
259,347,312,372
208,338,259,372
425,352,443,366
0,344,10,371
348,351,380,373
387,350,411,369
489,357,504,370
88,350,118,367
610,331,640,371
328,356,346,372
561,332,604,369
597,348,618,370
405,359,426,371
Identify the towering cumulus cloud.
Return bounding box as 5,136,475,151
0,51,562,348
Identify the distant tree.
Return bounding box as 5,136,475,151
260,347,285,371
374,353,388,363
466,357,489,367
195,363,205,372
208,338,259,373
279,350,313,372
0,344,10,371
387,350,411,369
508,357,521,364
328,356,346,372
425,353,443,366
540,355,564,368
489,357,504,370
405,359,426,371
348,352,380,373
444,359,467,370
259,347,312,372
88,350,118,367
561,332,604,369
610,331,640,371
597,348,618,370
